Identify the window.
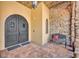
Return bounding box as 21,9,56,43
46,19,48,33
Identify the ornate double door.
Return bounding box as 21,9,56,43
5,15,28,47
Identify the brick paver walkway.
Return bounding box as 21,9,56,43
0,42,73,58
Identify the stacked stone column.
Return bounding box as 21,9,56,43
70,2,75,44
75,1,79,57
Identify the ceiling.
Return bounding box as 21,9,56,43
17,1,70,9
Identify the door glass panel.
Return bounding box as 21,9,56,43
18,15,28,43
5,15,18,47
10,22,15,28
23,24,25,28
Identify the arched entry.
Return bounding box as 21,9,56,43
5,14,28,48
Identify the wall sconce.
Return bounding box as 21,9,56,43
32,1,37,8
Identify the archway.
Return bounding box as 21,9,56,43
5,14,28,48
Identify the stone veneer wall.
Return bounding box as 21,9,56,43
75,1,79,57
49,2,70,44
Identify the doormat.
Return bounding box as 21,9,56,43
7,45,20,51
21,42,30,46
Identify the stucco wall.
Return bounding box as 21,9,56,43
31,3,42,45
31,2,49,45
50,2,70,44
0,1,31,50
42,3,49,45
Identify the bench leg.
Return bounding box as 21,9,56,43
65,39,67,48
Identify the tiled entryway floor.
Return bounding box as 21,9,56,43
1,42,73,58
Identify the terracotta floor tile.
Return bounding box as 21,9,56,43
0,42,73,58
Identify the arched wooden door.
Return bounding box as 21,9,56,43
5,14,28,48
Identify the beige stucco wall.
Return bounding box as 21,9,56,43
31,2,49,45
0,1,31,50
31,3,42,45
42,3,49,45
